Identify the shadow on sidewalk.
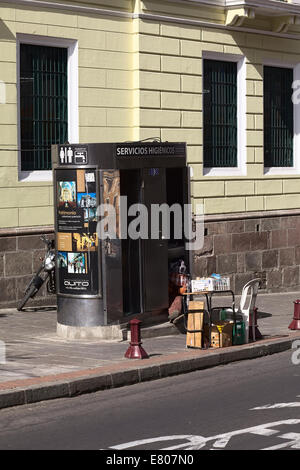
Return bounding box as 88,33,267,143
18,307,57,313
257,310,272,319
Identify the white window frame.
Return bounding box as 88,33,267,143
263,59,300,176
17,34,79,182
202,51,247,177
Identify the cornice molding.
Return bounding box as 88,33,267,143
202,208,300,223
148,0,300,15
3,0,300,16
0,225,54,238
3,0,300,18
225,6,255,26
2,0,300,38
271,14,300,33
137,11,300,40
0,0,133,18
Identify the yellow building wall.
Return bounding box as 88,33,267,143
0,1,134,228
0,0,300,229
134,14,300,216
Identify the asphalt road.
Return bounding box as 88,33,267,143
0,350,300,450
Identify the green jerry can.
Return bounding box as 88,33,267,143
233,320,246,345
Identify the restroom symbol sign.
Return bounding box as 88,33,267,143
59,147,88,165
59,147,74,164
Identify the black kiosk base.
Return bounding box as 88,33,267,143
52,141,189,339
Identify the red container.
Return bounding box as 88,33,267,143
125,319,149,359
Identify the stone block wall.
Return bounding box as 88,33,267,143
0,212,300,308
0,230,56,309
193,214,300,294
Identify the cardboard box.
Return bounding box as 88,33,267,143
186,301,204,349
204,321,233,348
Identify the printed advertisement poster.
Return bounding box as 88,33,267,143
56,168,99,295
57,180,83,232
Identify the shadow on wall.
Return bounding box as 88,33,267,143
0,20,15,41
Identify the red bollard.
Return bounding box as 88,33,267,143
125,319,149,359
289,300,300,330
249,307,263,341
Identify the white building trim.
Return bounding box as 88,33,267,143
3,0,300,22
263,59,300,176
0,0,132,18
202,51,247,177
2,0,300,41
142,0,300,15
17,34,79,182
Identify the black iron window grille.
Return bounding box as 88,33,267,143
264,65,294,168
203,59,238,168
20,44,68,171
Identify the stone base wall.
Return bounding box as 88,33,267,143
1,212,300,309
0,229,56,309
193,213,300,294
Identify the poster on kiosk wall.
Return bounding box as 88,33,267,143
56,168,99,296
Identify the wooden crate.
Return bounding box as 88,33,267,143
210,322,233,349
186,301,204,349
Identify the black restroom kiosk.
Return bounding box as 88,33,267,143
52,142,188,338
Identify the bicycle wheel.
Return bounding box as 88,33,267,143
17,284,38,311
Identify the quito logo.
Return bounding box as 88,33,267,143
64,280,90,288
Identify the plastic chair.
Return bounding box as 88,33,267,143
237,278,261,343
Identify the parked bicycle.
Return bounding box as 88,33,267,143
17,235,56,311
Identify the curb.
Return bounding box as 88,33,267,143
0,334,298,411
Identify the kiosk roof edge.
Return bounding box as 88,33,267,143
52,142,187,169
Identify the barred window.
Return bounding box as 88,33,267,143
20,44,68,171
264,66,294,168
203,59,237,168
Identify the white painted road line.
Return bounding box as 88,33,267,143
262,433,300,450
109,420,300,450
251,402,300,410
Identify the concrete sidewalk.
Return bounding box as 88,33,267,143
0,291,299,410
